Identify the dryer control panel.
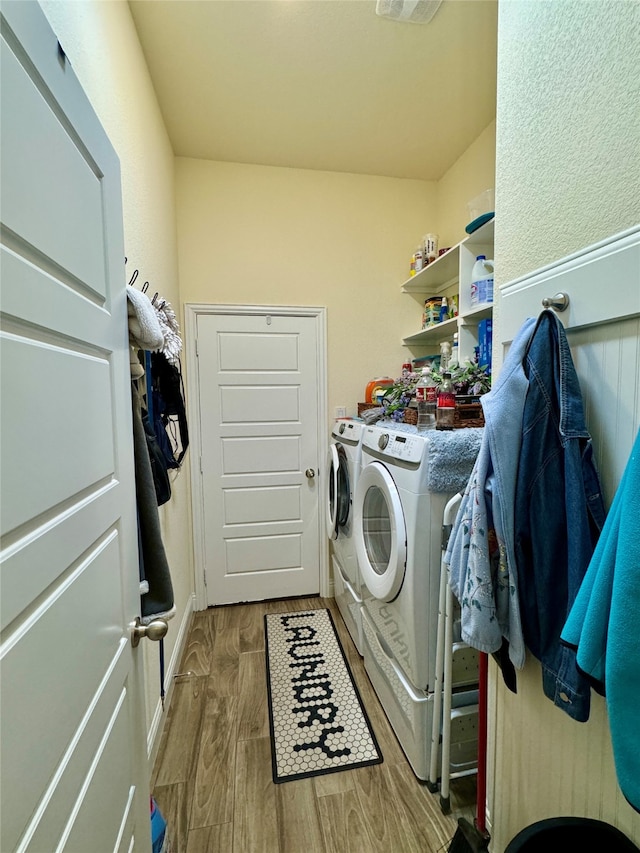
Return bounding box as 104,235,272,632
332,419,365,444
362,427,425,465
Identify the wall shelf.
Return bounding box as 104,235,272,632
401,217,494,364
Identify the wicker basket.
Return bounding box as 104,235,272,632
403,407,418,425
357,402,418,425
357,402,379,416
357,400,483,429
452,398,485,429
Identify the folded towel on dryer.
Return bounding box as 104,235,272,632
361,406,385,424
428,428,483,493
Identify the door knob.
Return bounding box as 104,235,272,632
305,468,316,479
131,616,168,647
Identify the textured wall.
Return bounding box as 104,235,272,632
495,0,640,288
40,0,194,741
491,1,640,849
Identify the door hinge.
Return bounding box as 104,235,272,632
203,571,207,587
195,337,199,357
199,454,203,474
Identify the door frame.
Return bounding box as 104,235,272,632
184,303,329,610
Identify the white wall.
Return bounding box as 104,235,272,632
176,157,438,420
437,119,496,250
490,1,640,848
40,0,194,745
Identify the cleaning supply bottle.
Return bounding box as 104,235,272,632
415,367,437,432
451,332,460,369
439,340,452,372
470,255,495,306
436,371,456,430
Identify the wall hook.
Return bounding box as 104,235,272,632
541,292,569,312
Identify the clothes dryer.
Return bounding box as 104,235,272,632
327,419,365,654
353,422,474,780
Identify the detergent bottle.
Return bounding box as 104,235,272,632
470,255,494,307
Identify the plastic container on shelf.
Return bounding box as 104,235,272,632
440,340,452,372
467,189,495,223
451,332,459,369
470,255,494,307
423,297,442,328
423,233,439,262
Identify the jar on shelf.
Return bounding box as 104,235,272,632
422,297,441,328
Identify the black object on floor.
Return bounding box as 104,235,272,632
448,817,490,853
504,817,639,852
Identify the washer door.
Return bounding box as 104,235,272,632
354,461,406,601
326,444,350,540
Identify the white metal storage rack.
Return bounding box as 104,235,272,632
427,492,480,814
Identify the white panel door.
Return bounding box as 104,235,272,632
196,311,322,605
0,4,149,852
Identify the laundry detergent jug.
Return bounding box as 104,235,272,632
470,255,494,307
365,377,394,404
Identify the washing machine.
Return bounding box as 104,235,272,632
327,419,365,654
353,422,476,780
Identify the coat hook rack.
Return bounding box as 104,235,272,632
542,292,569,312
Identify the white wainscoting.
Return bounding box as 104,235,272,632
489,226,640,850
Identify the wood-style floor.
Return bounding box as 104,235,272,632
151,596,475,853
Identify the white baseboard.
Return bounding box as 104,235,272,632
147,592,196,766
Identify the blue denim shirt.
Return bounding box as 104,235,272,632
514,310,606,722
446,317,537,669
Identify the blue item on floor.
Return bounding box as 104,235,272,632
151,797,170,853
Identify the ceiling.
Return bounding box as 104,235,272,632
128,0,497,182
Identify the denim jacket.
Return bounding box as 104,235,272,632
514,310,606,722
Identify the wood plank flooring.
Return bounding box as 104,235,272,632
151,596,475,853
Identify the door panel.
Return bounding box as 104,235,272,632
221,385,300,422
0,334,114,534
22,647,131,852
218,331,299,371
197,311,321,605
223,486,301,524
0,4,148,851
0,28,106,298
226,534,302,574
222,435,300,474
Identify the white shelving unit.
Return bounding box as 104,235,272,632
401,217,494,365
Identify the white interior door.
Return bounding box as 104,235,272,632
0,4,149,851
195,309,324,605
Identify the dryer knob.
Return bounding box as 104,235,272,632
339,422,346,434
378,433,389,450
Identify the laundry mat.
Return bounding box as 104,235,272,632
264,608,383,783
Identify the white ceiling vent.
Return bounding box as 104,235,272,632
375,0,443,25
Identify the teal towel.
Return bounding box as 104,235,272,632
562,427,640,813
